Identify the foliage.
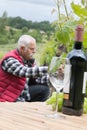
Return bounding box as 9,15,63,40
28,29,42,43
7,16,54,32
71,2,87,18
0,11,8,33
40,0,87,65
71,1,87,49
55,18,77,47
0,34,9,44
7,16,29,29
22,27,28,33
40,41,56,65
0,13,55,44
40,16,77,65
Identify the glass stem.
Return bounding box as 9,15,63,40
56,92,59,113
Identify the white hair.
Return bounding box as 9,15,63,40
17,35,36,50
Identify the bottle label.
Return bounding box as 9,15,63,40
63,64,71,94
63,93,69,99
82,72,87,93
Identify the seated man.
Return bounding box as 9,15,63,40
0,35,50,102
57,63,64,80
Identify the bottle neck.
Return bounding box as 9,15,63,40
74,42,82,49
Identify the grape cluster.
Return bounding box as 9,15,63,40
46,92,63,112
46,92,87,114
83,97,87,114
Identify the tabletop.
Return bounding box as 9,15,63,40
0,102,87,130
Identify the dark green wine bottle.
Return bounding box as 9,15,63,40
62,25,87,116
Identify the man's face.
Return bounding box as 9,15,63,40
20,42,36,60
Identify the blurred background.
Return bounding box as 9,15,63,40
0,0,86,66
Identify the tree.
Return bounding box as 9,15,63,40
22,27,28,33
0,11,8,33
28,29,42,43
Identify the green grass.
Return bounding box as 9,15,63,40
0,43,17,59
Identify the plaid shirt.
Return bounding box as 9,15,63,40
1,57,49,101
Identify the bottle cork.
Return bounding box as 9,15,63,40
75,25,84,42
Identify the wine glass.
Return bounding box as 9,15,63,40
46,56,70,119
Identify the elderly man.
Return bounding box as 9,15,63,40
0,35,50,102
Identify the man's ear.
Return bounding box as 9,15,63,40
20,46,25,52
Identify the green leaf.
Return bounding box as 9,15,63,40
83,33,87,48
64,20,77,31
81,0,85,5
56,28,70,44
71,2,87,17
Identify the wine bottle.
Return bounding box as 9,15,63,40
62,25,87,116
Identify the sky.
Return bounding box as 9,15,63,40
0,0,80,22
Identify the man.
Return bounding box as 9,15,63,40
0,35,50,102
